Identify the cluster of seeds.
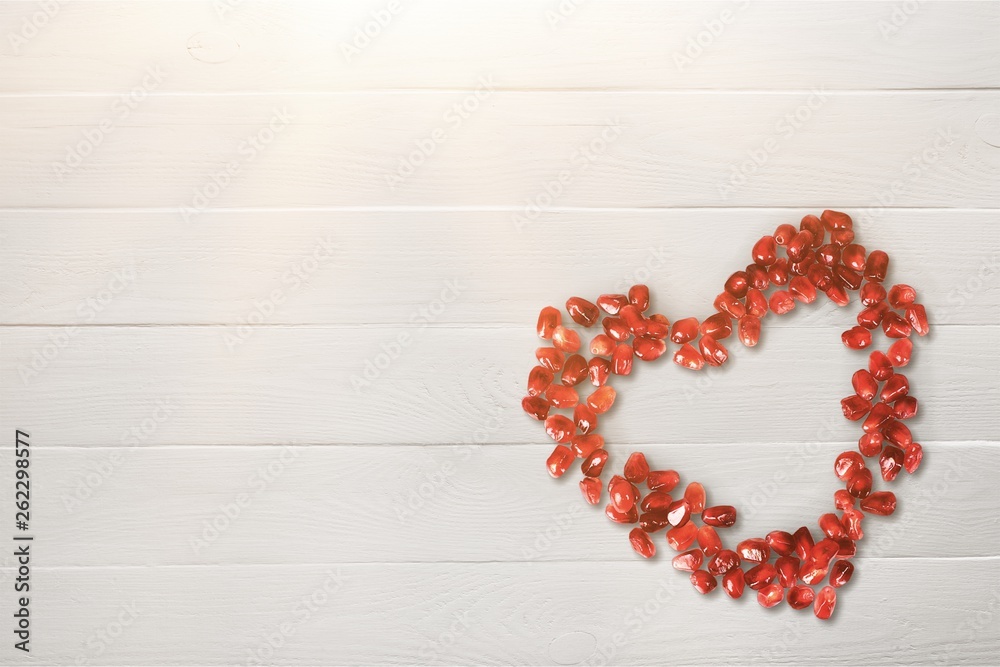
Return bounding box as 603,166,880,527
522,210,929,621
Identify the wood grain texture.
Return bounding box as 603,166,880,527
2,559,997,665
2,92,998,208
1,1,998,92
1,208,998,326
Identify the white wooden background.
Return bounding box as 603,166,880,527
1,1,999,665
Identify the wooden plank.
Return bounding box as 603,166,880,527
0,442,992,567
1,209,998,326
2,92,998,208
0,325,995,446
4,559,997,665
1,1,998,92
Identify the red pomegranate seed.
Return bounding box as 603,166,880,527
903,443,923,474
820,210,852,231
586,386,616,414
789,275,817,303
792,526,815,560
869,350,895,381
581,449,608,477
547,384,579,408
639,512,671,533
629,527,656,558
883,419,913,448
725,271,750,298
835,265,864,291
835,537,856,558
905,304,930,336
864,250,889,282
787,585,815,610
672,549,704,571
527,366,554,397
842,326,873,350
841,394,871,421
737,315,762,347
624,452,650,483
609,476,639,513
574,404,597,434
745,288,768,317
644,320,670,341
647,470,680,492
611,344,633,376
521,395,550,421
588,357,611,387
814,586,837,620
566,297,600,327
723,569,745,599
829,560,854,588
597,293,629,315
787,230,814,261
888,284,916,308
690,570,717,594
701,312,733,340
752,235,778,266
819,513,847,539
603,317,631,342
847,467,873,498
757,583,784,608
766,531,796,557
893,395,918,420
834,489,855,510
835,451,865,481
852,369,878,401
589,334,616,357
769,258,790,286
860,491,897,515
560,354,588,386
811,537,839,566
708,549,741,576
746,264,770,290
737,538,770,563
808,264,834,291
580,477,602,505
605,504,638,524
667,499,692,527
640,491,673,514
544,415,575,444
699,335,729,367
841,243,866,272
546,445,575,478
888,338,913,367
673,343,705,371
682,482,705,513
859,282,886,308
774,223,797,245
842,508,864,540
882,311,912,338
857,302,889,329
537,306,561,339
832,227,855,246
570,434,604,459
552,326,581,353
863,402,893,433
715,291,747,319
633,336,667,361
628,284,650,311
770,291,796,315
702,505,737,528
670,317,700,344
667,522,698,551
697,525,722,556
776,555,800,588
536,347,565,371
880,375,909,403
817,243,841,267
745,563,778,590
859,431,883,457
825,283,850,307
619,305,648,336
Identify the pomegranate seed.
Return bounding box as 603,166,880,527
679,483,703,514
537,306,561,339
905,304,930,336
589,334,616,357
544,415,575,444
825,283,850,307
847,467,873,498
644,319,670,340
672,549,704,571
697,525,723,556
864,250,889,282
888,284,916,308
893,395,918,420
859,431,883,457
581,449,608,477
808,264,834,291
793,526,815,560
819,513,847,539
820,210,852,231
860,491,896,516
667,499,692,527
628,284,650,311
611,344,633,376
527,366,554,397
571,434,604,459
603,317,630,342
547,384,579,408
708,549,741,576
852,369,879,400
609,476,639,513
842,326,873,350
841,243,866,272
881,375,909,403
829,560,854,588
869,350,894,381
574,404,598,434
546,445,575,478
842,508,864,540
757,583,784,608
745,288,768,317
888,338,913,367
835,451,865,481
787,585,815,610
766,531,796,557
857,302,888,329
667,522,698,551
723,569,745,599
811,537,839,566
629,527,656,558
690,570,717,594
817,243,841,267
701,312,733,340
580,477,602,505
702,505,737,527
624,452,650,483
752,235,778,266
673,343,705,370
647,470,680,492
536,347,565,371
834,489,855,510
900,444,923,476
745,563,778,590
552,326,581,353
737,538,770,563
586,386,616,413
774,223,797,245
640,491,673,513
746,264,770,290
619,305,647,336
699,335,729,367
639,512,670,533
860,281,886,306
831,228,854,247
776,555,800,588
787,230,814,261
883,419,913,448
882,311,912,338
814,586,837,620
588,357,611,387
836,536,857,558
566,297,600,327
737,315,762,347
597,294,629,315
606,504,638,524
863,402,893,433
770,290,796,315
521,396,550,421
715,291,747,319
633,336,667,361
670,317,700,344
841,394,871,421
560,354,588,386
769,259,790,286
789,275,817,303
725,271,750,298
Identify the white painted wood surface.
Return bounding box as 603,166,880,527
0,1,998,665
